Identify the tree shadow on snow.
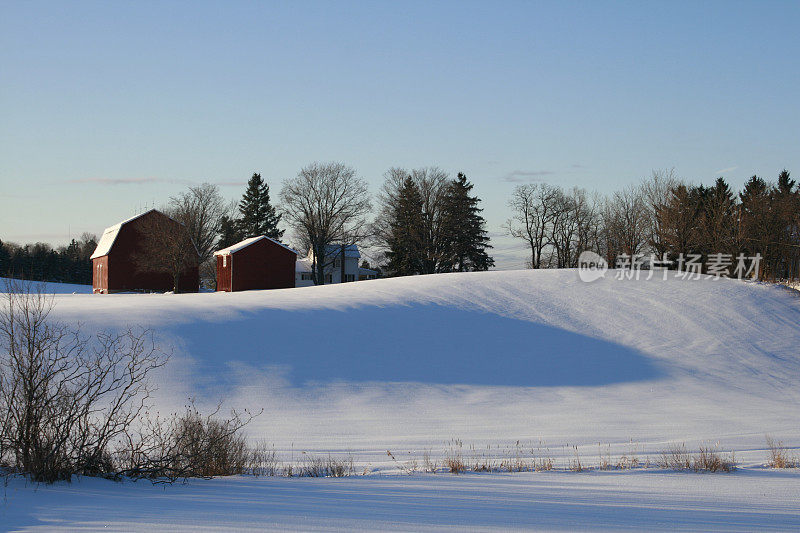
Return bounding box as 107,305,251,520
175,303,663,387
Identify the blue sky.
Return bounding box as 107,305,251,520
1,1,798,268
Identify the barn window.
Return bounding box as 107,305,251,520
345,274,355,282
223,255,227,267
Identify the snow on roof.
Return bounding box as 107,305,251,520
89,210,156,260
295,257,313,273
214,236,299,256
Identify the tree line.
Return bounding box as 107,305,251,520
139,163,494,286
506,168,799,280
0,234,98,285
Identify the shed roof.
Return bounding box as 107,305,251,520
90,210,156,260
214,236,299,256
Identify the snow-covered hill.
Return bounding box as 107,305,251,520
34,269,800,461
4,270,800,531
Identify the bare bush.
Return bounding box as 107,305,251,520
444,454,466,474
249,441,279,476
659,443,735,472
766,436,796,469
117,401,260,482
422,449,437,473
659,443,692,470
0,279,167,482
694,446,736,472
295,453,354,477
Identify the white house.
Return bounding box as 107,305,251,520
295,244,378,286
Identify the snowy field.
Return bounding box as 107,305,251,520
1,270,799,531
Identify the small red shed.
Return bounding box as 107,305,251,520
214,236,298,292
90,210,200,294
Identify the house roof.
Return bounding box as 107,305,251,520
214,236,299,256
358,266,377,275
322,244,361,259
90,210,156,260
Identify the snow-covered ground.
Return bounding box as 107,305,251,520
4,469,800,531
0,278,92,294
2,270,799,530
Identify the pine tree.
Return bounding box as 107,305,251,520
777,169,796,194
700,177,738,257
439,173,494,272
0,239,9,276
385,177,425,276
217,215,245,249
238,173,283,240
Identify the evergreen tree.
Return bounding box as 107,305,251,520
217,215,245,249
238,173,283,240
439,173,494,272
774,169,800,279
0,239,9,276
385,177,425,276
777,169,796,194
699,177,738,257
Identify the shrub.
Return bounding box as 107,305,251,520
659,443,735,472
659,443,692,470
766,436,796,468
0,280,167,483
295,453,354,477
693,446,735,472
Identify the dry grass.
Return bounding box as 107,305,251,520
293,453,355,477
535,456,554,471
660,443,735,472
694,446,736,472
248,441,279,476
660,443,692,470
444,455,466,474
422,450,437,473
499,441,531,472
387,450,418,475
568,445,584,472
598,444,612,470
766,436,797,468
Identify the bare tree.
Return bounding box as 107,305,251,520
602,184,651,263
641,169,682,256
548,187,601,268
505,183,561,269
280,162,372,285
0,279,168,482
166,183,235,284
133,212,199,293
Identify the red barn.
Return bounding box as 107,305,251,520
90,210,200,294
214,236,297,292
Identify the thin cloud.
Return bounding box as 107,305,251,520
571,164,586,169
715,166,737,175
67,177,194,185
215,181,247,187
500,170,555,183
